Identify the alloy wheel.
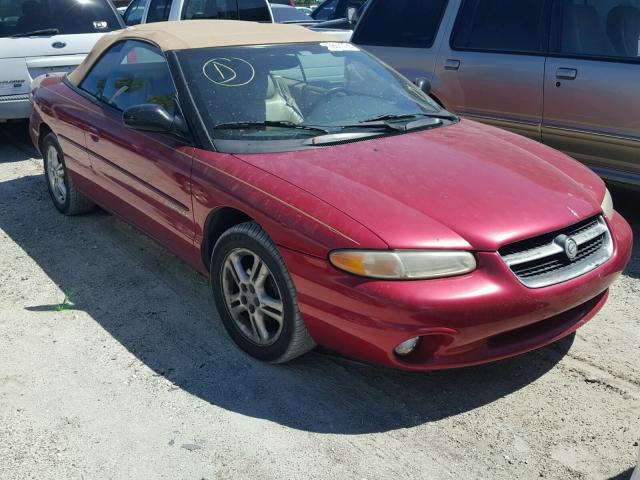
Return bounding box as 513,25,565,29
46,145,67,204
221,248,285,346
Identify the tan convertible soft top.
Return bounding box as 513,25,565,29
67,20,337,85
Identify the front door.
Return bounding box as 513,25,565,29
75,39,196,263
542,0,640,183
434,0,552,142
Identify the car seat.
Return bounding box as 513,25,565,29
561,3,616,56
607,5,640,57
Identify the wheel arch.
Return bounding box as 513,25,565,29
38,122,53,155
201,206,254,271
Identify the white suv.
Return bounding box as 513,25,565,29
122,0,274,25
0,0,124,120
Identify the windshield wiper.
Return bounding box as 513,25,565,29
11,28,60,38
213,121,329,134
362,112,457,123
339,115,444,133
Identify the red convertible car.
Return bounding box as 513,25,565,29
30,21,632,370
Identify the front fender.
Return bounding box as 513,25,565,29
190,149,388,265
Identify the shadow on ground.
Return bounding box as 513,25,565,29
608,467,634,480
0,174,578,434
0,121,39,161
609,184,640,280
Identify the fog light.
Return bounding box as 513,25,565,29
394,337,420,356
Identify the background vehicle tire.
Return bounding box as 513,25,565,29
211,221,316,363
42,133,95,215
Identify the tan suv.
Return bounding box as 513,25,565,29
353,0,640,187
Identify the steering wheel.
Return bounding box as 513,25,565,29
324,87,349,99
307,87,349,115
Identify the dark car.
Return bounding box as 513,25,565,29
310,0,366,21
270,4,317,24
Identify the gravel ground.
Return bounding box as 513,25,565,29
0,121,638,480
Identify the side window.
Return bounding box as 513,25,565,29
81,41,177,114
182,0,239,19
551,0,640,60
312,0,339,21
238,0,271,22
146,0,172,22
451,0,549,54
352,0,449,48
79,42,125,99
124,0,149,25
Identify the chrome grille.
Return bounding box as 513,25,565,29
0,94,30,102
499,216,613,288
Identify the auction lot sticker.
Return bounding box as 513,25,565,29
320,42,360,52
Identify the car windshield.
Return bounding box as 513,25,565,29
177,43,451,151
0,0,122,38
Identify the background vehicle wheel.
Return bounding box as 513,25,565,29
42,133,95,215
211,221,316,363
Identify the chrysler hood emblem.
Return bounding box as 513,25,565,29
555,234,579,260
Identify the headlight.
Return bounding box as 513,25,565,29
601,188,614,219
329,250,476,280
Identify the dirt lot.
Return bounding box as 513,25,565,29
0,121,638,480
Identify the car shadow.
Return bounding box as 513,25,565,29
609,184,640,280
0,121,39,162
607,467,634,480
0,170,580,435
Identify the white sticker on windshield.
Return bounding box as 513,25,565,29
320,42,360,52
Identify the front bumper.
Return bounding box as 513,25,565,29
281,212,633,371
0,94,31,120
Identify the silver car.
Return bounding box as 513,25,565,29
353,0,640,187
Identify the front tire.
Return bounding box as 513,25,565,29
42,133,95,215
211,222,315,363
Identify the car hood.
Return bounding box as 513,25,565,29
233,120,605,251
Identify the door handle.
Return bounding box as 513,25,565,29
556,68,577,80
444,59,461,71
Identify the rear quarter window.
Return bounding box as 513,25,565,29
181,0,270,21
146,0,172,22
352,0,449,48
238,0,271,22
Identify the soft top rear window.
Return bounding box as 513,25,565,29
0,0,122,38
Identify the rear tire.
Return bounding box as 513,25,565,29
210,221,315,363
42,133,95,216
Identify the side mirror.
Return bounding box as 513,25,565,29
414,77,432,95
123,104,189,139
